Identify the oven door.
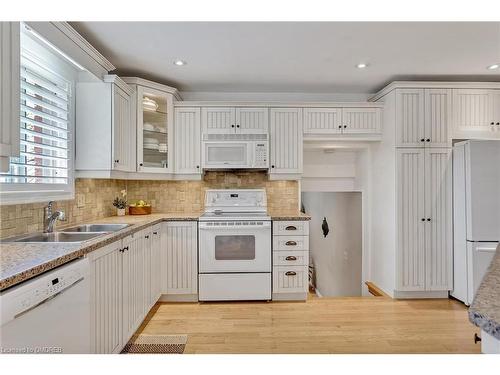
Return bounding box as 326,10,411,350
202,142,251,169
199,221,271,273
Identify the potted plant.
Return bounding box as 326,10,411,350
113,190,127,216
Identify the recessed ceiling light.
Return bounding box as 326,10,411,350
487,63,499,70
356,63,368,69
174,60,187,66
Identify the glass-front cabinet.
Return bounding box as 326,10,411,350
123,77,177,174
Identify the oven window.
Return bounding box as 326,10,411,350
207,146,246,163
215,235,255,260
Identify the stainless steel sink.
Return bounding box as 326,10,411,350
61,223,130,233
6,232,107,243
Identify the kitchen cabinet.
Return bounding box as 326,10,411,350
123,77,180,174
0,22,20,172
150,224,162,303
396,148,452,292
202,107,268,134
269,108,303,179
303,107,381,135
88,241,123,354
303,108,342,134
272,221,310,300
396,89,451,147
452,89,494,133
121,229,147,344
163,221,198,297
75,75,135,175
174,107,201,175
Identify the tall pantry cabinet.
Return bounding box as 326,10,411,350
372,87,453,297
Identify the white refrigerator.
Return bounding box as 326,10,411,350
451,140,500,305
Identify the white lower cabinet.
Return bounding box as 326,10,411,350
88,241,123,354
396,148,452,294
150,224,162,304
272,221,310,301
162,221,198,299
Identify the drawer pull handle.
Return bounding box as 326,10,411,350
285,241,297,246
285,256,297,261
285,271,297,276
285,225,297,231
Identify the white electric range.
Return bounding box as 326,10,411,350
198,189,272,301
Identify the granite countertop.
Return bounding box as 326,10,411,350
0,213,200,291
0,211,310,291
469,243,500,340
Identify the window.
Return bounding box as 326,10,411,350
0,27,78,204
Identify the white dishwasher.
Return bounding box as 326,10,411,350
0,258,90,354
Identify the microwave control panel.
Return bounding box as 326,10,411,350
254,142,268,168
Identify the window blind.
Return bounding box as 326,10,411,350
0,57,70,185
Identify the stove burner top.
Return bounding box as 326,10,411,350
199,211,271,221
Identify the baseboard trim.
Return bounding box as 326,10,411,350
393,290,449,299
365,281,389,297
158,294,198,302
272,292,307,301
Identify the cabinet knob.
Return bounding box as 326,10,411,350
285,271,297,276
139,163,143,166
122,246,129,252
196,165,200,169
343,125,347,129
271,165,275,168
115,159,119,163
496,122,500,125
145,235,150,239
491,122,495,125
427,218,431,222
153,231,158,235
231,124,235,128
426,139,430,142
285,240,298,246
421,218,426,222
338,125,342,129
285,256,297,261
420,139,425,142
236,125,240,128
285,225,297,230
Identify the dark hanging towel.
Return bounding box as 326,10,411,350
321,217,329,238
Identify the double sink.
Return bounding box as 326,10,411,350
4,224,130,243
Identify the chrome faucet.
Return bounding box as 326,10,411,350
44,201,66,233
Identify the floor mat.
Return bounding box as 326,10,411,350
121,334,187,354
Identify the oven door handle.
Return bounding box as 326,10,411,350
199,223,271,230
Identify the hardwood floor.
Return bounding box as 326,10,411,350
137,295,480,354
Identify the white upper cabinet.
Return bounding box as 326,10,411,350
425,148,453,291
270,108,303,177
202,107,235,134
424,89,452,147
0,22,20,172
452,89,500,137
396,88,452,147
395,89,425,147
235,107,269,134
303,108,342,134
174,107,201,175
75,75,135,174
303,107,381,135
342,107,382,134
202,107,269,134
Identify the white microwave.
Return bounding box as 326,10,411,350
201,134,268,169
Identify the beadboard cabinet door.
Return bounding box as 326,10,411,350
396,148,426,291
88,241,123,354
0,22,20,171
489,90,500,131
425,148,453,291
303,108,342,134
236,107,269,134
122,230,147,344
174,107,201,174
163,221,198,295
269,108,303,176
395,89,425,147
424,89,452,147
201,107,235,134
150,224,162,303
452,89,491,133
113,85,134,171
342,107,382,134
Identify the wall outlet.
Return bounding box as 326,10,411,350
76,194,85,208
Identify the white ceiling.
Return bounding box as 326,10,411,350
71,22,500,94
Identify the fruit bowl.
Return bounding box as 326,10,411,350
129,205,152,215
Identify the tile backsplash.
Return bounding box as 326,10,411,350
0,172,299,238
